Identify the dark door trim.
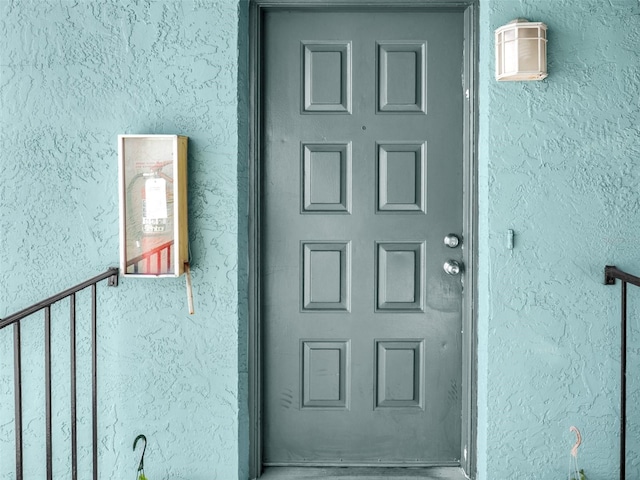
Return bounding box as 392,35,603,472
247,1,478,478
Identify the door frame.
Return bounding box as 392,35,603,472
247,1,478,478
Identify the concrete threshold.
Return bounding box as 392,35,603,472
259,466,469,480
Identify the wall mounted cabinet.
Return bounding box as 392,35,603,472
118,134,188,277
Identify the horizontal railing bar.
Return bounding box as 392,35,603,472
0,268,118,329
605,265,640,288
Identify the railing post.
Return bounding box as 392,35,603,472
603,266,640,480
92,283,98,480
70,293,78,480
14,323,23,480
620,280,627,480
45,306,53,480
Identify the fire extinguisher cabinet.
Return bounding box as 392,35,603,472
118,134,188,277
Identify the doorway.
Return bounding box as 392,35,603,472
248,2,477,478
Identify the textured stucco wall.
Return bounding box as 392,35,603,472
0,1,247,479
3,0,640,479
478,0,640,479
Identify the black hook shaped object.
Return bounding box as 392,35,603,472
133,434,147,473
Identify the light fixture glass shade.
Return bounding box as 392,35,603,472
495,19,547,81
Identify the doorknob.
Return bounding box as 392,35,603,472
444,234,461,248
443,260,463,276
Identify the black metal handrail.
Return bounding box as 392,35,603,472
0,267,119,480
604,265,640,480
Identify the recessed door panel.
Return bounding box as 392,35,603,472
376,340,424,408
303,42,352,113
262,9,464,467
377,142,426,213
378,42,427,113
303,142,352,213
302,341,350,408
376,242,425,311
302,241,351,311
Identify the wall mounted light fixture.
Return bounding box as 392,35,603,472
495,19,547,81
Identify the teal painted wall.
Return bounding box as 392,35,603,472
478,0,640,479
2,0,640,479
0,1,248,479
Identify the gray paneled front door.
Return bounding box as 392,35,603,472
261,8,465,467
